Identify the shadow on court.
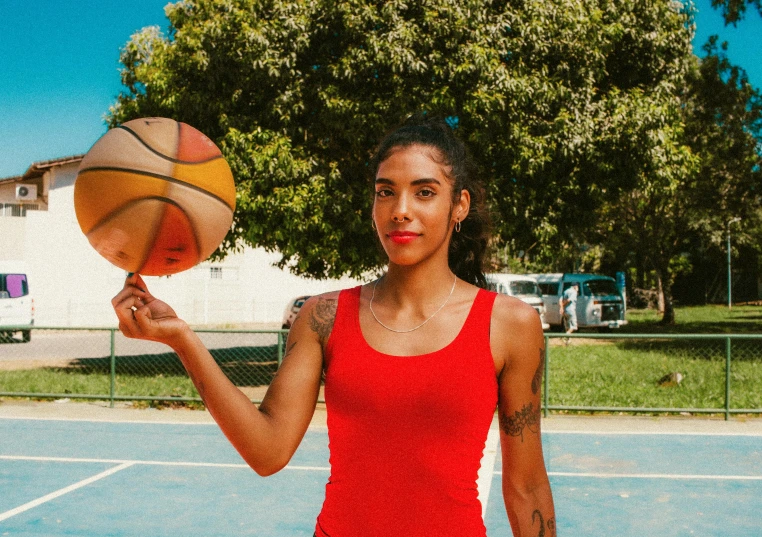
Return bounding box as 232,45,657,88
31,345,283,389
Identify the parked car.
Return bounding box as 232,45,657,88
529,273,627,331
486,273,550,330
281,295,311,329
0,261,34,342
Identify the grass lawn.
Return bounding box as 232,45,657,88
542,304,762,415
622,303,762,334
546,339,762,413
1,305,760,415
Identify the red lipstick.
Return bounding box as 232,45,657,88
388,231,419,244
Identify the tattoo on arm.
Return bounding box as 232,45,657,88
500,401,540,442
532,347,545,395
533,510,545,537
309,298,337,346
531,511,556,537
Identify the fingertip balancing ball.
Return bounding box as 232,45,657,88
74,117,236,276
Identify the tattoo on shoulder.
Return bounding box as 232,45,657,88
500,401,540,442
531,510,556,537
309,297,337,345
532,347,546,395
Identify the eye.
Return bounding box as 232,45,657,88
418,188,436,197
375,188,393,198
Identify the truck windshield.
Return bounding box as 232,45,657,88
510,281,541,297
583,279,619,296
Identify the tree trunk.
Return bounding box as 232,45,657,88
654,265,676,325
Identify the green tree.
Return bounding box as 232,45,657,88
710,0,762,25
110,0,698,291
595,34,762,322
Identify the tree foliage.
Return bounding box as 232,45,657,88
109,0,762,323
110,0,700,283
710,0,762,25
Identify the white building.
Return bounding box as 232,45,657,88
0,156,366,328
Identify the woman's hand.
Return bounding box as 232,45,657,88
111,273,189,345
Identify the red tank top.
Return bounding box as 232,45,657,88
315,286,499,537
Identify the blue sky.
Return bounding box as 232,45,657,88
1,0,760,179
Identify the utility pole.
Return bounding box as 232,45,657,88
727,217,741,310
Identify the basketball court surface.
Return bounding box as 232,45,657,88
1,401,760,536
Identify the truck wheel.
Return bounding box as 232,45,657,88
22,330,31,342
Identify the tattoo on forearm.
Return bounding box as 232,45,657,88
500,401,540,441
309,298,337,346
533,510,545,537
532,347,545,395
531,511,556,537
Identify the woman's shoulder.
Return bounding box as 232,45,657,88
299,289,346,323
297,287,361,345
490,292,543,333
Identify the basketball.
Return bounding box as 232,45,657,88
74,117,236,276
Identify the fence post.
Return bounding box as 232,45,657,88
277,331,284,367
109,329,116,409
725,336,732,421
543,334,550,418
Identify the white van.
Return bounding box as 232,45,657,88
529,273,627,331
0,262,34,342
486,273,550,330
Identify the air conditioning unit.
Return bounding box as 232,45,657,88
15,184,37,201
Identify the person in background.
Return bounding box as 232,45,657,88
560,281,580,334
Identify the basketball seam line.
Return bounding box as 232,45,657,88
86,196,204,274
118,125,225,166
76,167,235,211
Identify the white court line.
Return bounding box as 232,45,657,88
0,454,329,471
0,415,218,426
493,470,762,481
4,415,761,436
477,426,501,519
0,461,134,523
543,429,762,437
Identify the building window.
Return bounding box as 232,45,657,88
1,204,39,217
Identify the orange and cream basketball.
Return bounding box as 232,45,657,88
74,117,236,276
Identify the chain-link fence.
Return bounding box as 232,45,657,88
543,333,762,420
1,328,761,419
0,327,286,405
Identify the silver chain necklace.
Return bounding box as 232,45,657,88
369,274,457,333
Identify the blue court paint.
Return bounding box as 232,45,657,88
2,418,761,537
0,459,115,513
485,471,762,537
493,431,762,477
0,463,325,537
0,419,330,468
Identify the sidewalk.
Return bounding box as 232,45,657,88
2,398,761,435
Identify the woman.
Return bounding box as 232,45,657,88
112,117,556,536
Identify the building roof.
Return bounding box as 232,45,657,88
0,155,85,184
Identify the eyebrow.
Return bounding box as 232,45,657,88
375,177,442,186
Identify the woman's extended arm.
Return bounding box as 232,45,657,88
491,295,556,536
112,274,331,476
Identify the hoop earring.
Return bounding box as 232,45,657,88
455,220,461,233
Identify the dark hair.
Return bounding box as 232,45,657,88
370,116,491,288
